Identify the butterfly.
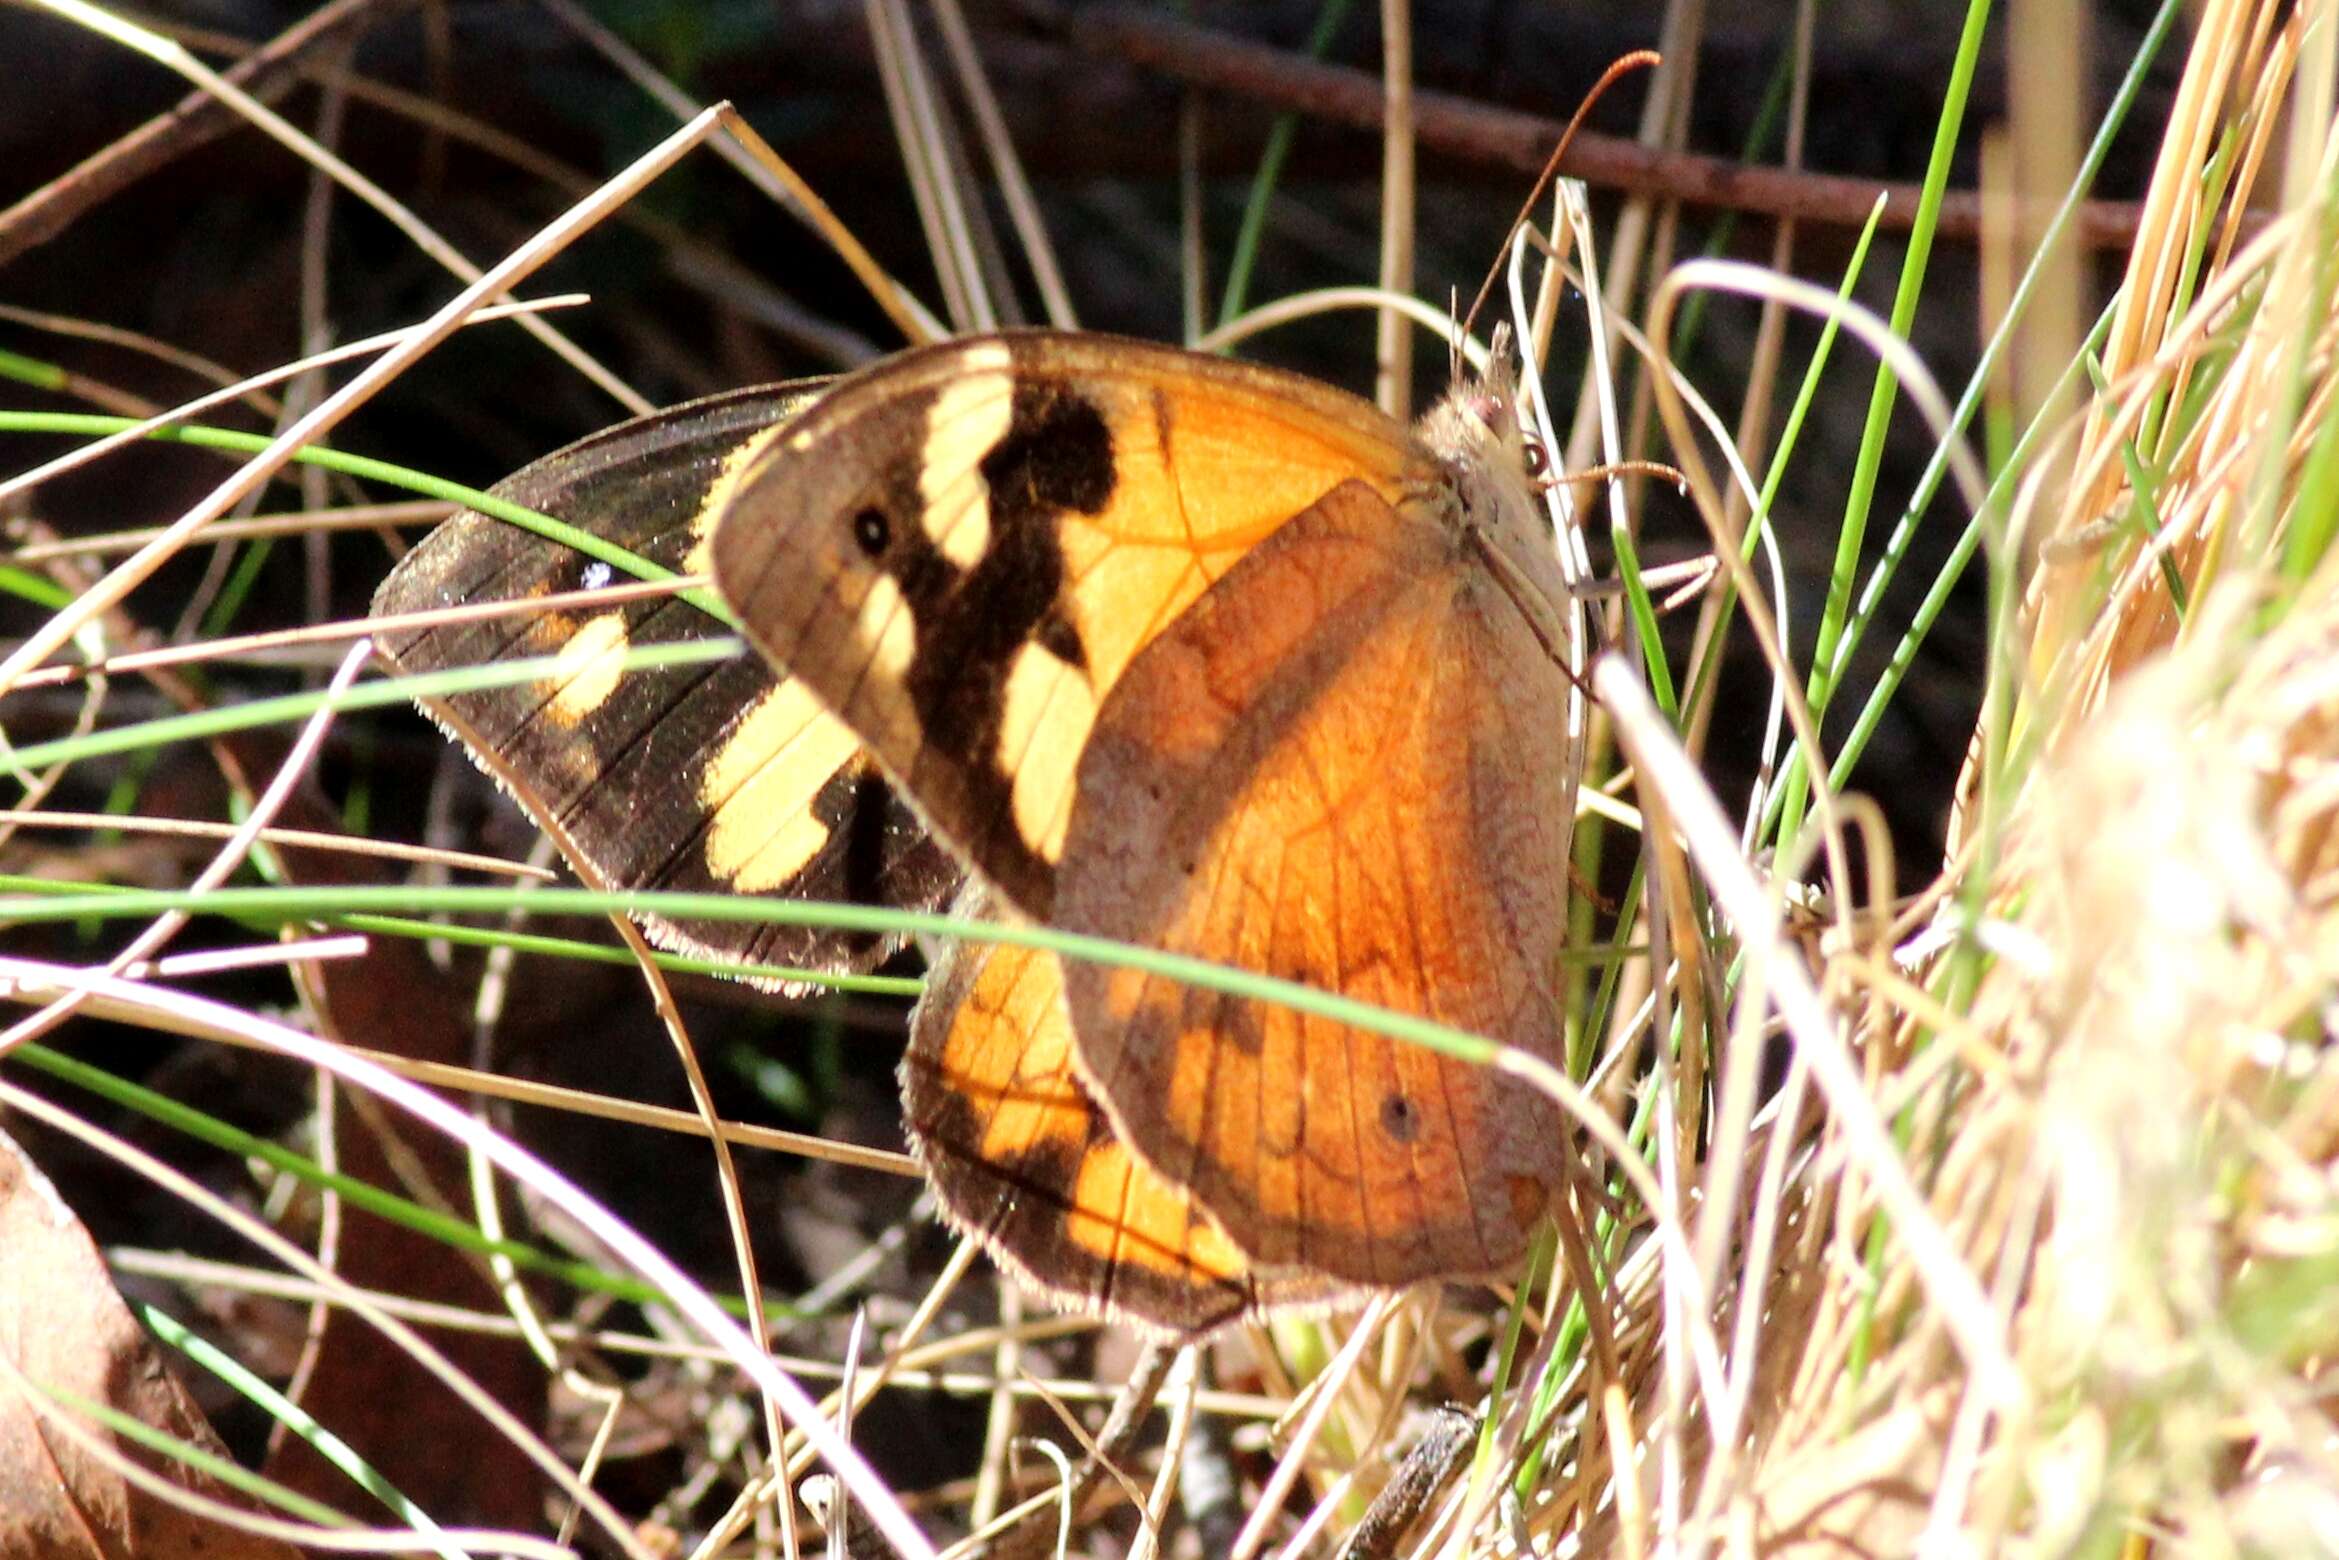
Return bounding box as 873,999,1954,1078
373,328,1581,1337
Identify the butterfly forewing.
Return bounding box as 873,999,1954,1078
371,385,963,987
706,331,1429,922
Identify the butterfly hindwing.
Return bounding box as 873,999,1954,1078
1053,474,1575,1287
706,331,1431,923
902,888,1344,1335
371,384,963,986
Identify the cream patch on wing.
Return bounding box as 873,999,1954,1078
916,346,1014,571
853,571,919,685
699,679,864,892
997,639,1097,864
542,613,629,726
684,423,791,577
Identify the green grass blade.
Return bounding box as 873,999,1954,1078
139,1304,458,1554
1756,0,2182,840
4,638,742,775
6,1041,775,1321
1214,0,1361,332
0,410,736,627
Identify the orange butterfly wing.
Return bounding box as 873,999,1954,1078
709,330,1575,1301
706,332,1424,920
903,895,1343,1334
1056,479,1575,1286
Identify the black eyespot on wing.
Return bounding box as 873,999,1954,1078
1379,1094,1421,1143
852,506,891,555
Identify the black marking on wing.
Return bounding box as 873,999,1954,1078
841,375,1115,917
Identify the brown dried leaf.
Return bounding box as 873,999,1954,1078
0,1122,301,1559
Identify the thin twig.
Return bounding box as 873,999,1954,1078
0,808,557,879
1053,3,2167,250
0,0,411,267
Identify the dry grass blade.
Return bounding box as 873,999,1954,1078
0,101,727,696
1670,0,2339,1550
0,958,937,1558
26,0,650,414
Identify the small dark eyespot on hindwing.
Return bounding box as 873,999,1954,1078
1380,1094,1421,1144
852,506,891,556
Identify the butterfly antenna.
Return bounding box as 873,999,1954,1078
1455,49,1662,366
1447,284,1463,387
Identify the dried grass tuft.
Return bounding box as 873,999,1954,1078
1671,0,2339,1550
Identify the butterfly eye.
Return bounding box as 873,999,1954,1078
851,507,891,555
1522,438,1549,477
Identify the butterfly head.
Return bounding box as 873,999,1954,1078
1413,327,1571,652
1417,328,1553,544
